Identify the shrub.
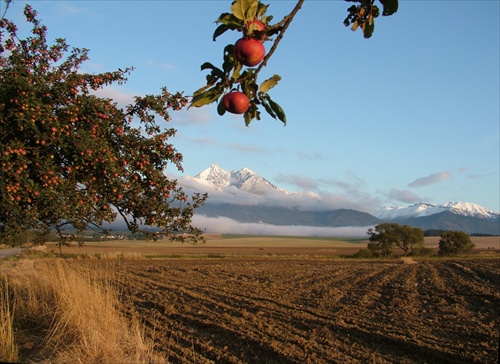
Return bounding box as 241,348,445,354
353,248,375,258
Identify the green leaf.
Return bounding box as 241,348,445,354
243,103,258,126
213,24,230,41
190,88,222,108
200,62,217,71
268,99,286,125
192,84,213,97
242,80,258,99
379,0,398,16
215,13,242,26
244,109,254,126
206,74,217,85
231,0,249,21
213,14,243,41
362,18,375,39
261,99,276,119
232,61,243,79
260,74,281,93
217,97,226,116
245,0,259,21
231,0,258,22
201,62,224,79
223,44,236,74
256,3,269,18
262,15,273,24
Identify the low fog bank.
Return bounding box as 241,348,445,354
192,215,373,238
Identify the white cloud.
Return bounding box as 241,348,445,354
179,175,381,214
91,86,135,108
57,2,88,16
143,60,176,71
408,171,453,188
387,188,422,203
228,143,275,154
296,151,326,162
275,173,319,191
172,107,213,125
468,172,497,179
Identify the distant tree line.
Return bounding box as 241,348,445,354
354,223,475,258
424,229,496,237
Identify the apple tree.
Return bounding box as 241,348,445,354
0,2,207,246
190,0,399,125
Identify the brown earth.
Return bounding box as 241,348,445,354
76,257,500,364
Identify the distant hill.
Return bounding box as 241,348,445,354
394,211,500,236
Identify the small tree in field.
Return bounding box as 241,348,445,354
397,224,424,256
367,223,398,257
0,2,207,246
438,231,475,256
367,223,424,257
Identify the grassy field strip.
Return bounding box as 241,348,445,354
45,235,499,250
53,236,368,248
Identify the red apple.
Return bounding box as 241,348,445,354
223,92,250,114
245,19,266,41
234,38,265,67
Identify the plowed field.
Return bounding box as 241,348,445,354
100,258,500,363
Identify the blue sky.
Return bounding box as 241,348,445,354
4,0,499,213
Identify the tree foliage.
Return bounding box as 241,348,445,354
367,223,424,257
438,231,475,256
0,2,207,245
191,0,398,126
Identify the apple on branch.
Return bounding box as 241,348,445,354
234,37,265,67
223,91,250,114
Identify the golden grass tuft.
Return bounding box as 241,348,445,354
400,256,418,264
0,260,165,363
0,275,18,362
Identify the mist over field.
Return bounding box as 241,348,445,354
192,215,372,238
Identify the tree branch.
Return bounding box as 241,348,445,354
239,0,305,84
257,0,304,73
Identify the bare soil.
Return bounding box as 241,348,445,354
79,257,500,364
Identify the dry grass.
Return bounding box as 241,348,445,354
400,256,418,264
0,275,18,362
0,259,166,364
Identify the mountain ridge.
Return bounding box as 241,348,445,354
376,201,499,221
189,163,290,196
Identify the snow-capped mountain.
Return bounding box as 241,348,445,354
188,163,290,196
377,202,499,221
194,163,231,191
180,164,499,235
